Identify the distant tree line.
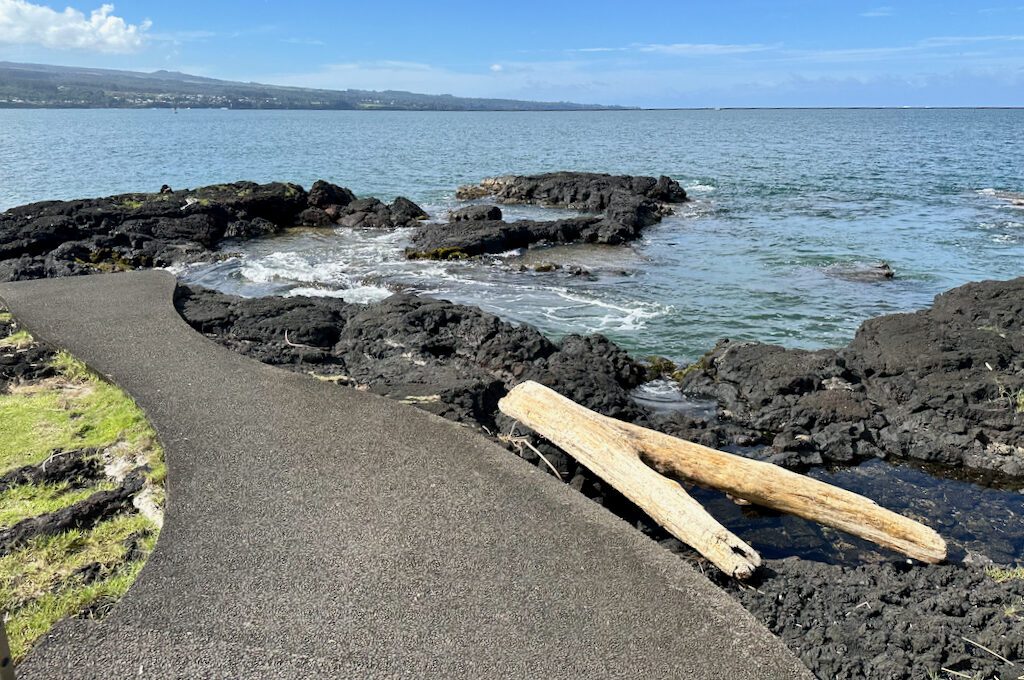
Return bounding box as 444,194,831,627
0,62,625,111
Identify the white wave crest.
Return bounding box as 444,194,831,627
287,285,393,304
977,188,1024,207
240,251,348,285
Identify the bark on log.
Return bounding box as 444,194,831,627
499,381,947,565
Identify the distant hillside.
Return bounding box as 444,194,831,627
0,61,625,111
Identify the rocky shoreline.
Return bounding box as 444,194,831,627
407,172,688,259
666,277,1024,480
3,177,1023,678
173,276,1024,679
0,172,686,281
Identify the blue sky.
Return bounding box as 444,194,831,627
0,0,1022,106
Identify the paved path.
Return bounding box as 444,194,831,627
1,271,811,679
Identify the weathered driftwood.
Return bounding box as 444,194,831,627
502,389,762,579
499,381,947,568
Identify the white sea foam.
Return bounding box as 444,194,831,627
633,379,681,399
159,263,189,275
977,188,1024,207
538,290,672,332
631,380,718,416
685,183,716,193
978,221,1023,231
992,235,1018,244
240,251,348,285
287,285,393,304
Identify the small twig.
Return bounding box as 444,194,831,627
940,669,971,679
499,422,563,480
42,449,73,470
961,635,1016,666
283,330,320,350
519,437,564,480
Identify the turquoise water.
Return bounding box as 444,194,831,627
1,108,1022,361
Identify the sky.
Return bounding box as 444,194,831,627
0,0,1022,107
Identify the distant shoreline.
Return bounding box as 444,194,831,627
0,105,1020,111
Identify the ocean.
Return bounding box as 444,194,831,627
2,107,1021,363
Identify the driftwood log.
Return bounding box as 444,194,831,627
499,381,947,573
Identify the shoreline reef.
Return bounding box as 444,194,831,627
2,175,1023,679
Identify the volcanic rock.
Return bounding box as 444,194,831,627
676,277,1024,478
418,172,688,259
449,205,502,222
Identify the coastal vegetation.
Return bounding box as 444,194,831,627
0,315,163,661
0,61,622,111
987,566,1024,583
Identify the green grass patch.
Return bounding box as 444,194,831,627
987,566,1024,583
48,350,92,383
0,331,165,662
0,330,34,349
0,311,12,323
0,514,157,661
0,481,114,529
0,350,160,475
0,390,74,471
114,199,144,210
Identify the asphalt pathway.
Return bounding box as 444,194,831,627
1,271,812,679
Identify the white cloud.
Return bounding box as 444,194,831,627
778,34,1024,64
921,34,1024,46
571,42,774,56
489,63,503,72
573,46,625,53
0,0,150,53
281,37,325,46
258,55,1024,108
264,59,609,102
636,42,775,56
860,7,893,18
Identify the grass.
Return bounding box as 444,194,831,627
986,566,1024,583
0,323,164,661
0,330,34,349
114,199,144,210
0,514,157,660
0,312,12,323
983,362,1024,414
0,350,159,474
0,481,114,529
